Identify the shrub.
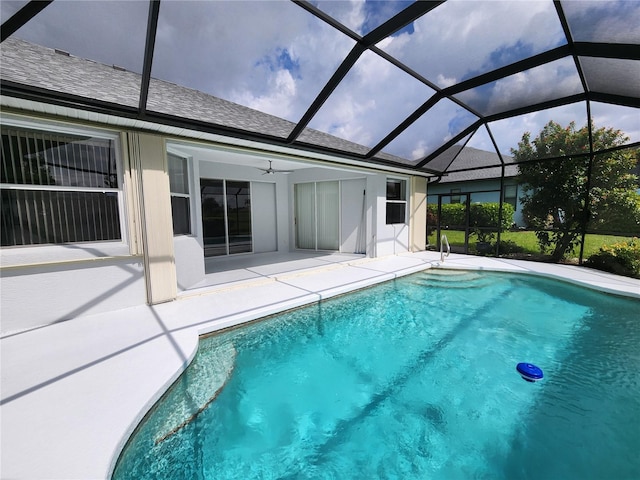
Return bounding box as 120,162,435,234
585,237,640,278
427,203,466,228
469,202,515,232
427,202,515,231
494,239,525,254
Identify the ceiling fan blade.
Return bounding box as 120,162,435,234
257,161,293,174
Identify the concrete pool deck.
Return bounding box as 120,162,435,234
1,251,639,479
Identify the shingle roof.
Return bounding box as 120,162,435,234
1,2,637,177
1,38,142,107
437,147,517,183
0,38,408,165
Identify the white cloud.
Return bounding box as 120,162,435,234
308,49,434,148
151,1,355,122
483,102,588,155
486,57,582,115
411,141,429,161
381,0,563,87
436,74,457,88
8,0,635,164
591,104,640,143
232,69,298,120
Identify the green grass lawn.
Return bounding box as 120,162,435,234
429,229,633,259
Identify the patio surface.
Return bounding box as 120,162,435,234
1,251,639,479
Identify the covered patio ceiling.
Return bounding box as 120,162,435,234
1,0,639,176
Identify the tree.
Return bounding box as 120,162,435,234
512,120,640,262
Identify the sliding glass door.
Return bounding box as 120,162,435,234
201,179,252,257
295,181,339,251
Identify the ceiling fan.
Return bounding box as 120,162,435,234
258,160,293,175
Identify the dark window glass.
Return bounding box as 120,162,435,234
386,178,407,224
386,202,406,224
386,179,405,200
504,185,517,208
226,181,252,254
168,153,191,235
200,179,226,257
170,196,190,236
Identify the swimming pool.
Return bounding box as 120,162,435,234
113,270,640,479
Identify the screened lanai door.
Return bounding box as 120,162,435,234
295,181,339,251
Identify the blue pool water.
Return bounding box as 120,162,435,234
113,270,640,480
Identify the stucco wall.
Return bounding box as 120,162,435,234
0,258,145,335
174,235,205,292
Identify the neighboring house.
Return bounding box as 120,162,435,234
426,147,525,227
0,39,429,334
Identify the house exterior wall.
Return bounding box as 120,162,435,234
174,150,205,292
374,175,410,257
340,178,367,254
0,111,426,334
0,115,146,335
173,157,287,292
251,182,278,253
0,257,145,334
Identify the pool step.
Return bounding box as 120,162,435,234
411,270,492,289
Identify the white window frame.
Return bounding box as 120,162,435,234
200,177,253,257
0,115,129,267
385,177,408,225
167,149,192,236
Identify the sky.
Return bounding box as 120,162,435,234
2,0,639,163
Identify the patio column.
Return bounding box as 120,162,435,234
127,132,177,304
409,176,427,252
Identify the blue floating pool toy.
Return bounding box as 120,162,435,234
517,363,543,382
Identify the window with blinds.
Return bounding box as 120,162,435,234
1,125,122,246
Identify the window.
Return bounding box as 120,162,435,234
168,152,191,235
386,178,407,224
450,188,461,204
1,124,122,246
504,184,518,209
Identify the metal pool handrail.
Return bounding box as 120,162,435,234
440,234,450,262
